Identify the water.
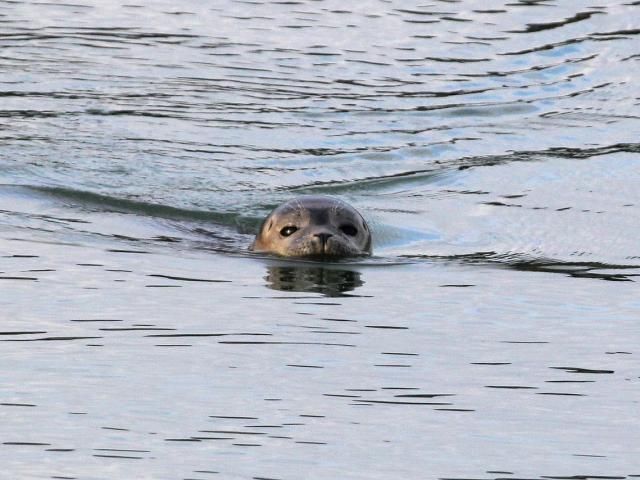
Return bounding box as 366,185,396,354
1,0,639,478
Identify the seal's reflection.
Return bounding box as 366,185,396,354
265,265,364,297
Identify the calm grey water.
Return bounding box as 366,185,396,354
1,1,640,479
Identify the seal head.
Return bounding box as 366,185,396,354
252,196,372,258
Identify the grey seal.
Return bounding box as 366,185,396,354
251,196,372,258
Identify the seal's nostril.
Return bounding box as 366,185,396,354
314,232,333,244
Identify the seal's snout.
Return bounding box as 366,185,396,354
313,232,333,244
313,231,334,255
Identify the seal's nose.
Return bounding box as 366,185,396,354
313,232,333,246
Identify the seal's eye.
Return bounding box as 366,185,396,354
340,224,358,236
280,226,298,237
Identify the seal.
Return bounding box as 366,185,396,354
252,196,372,258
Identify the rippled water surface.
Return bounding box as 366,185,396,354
1,1,640,479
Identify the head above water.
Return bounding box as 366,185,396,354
252,196,372,258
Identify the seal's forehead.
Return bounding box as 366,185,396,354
272,200,309,220
296,197,354,214
305,206,330,224
273,197,361,222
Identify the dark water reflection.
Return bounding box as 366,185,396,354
264,264,365,297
